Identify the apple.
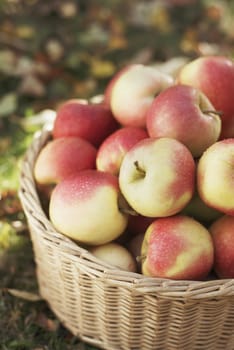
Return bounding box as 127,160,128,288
146,84,221,158
34,137,97,185
104,64,133,107
181,190,222,225
209,215,234,279
49,170,128,245
109,64,174,127
119,137,195,217
177,55,234,139
89,242,137,272
52,99,119,147
96,126,148,175
141,215,214,280
197,138,234,216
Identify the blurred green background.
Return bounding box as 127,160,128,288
0,0,234,349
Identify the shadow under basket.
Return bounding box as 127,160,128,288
19,127,234,350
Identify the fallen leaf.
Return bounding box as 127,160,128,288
5,288,42,302
90,59,116,78
36,312,59,332
18,74,46,97
0,50,17,75
16,25,35,39
0,93,18,117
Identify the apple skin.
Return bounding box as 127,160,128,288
96,126,148,176
89,242,137,272
119,137,195,218
49,170,128,245
109,64,174,128
34,137,97,185
146,84,221,157
53,99,119,147
104,65,133,107
177,55,234,139
141,215,214,280
209,215,234,279
197,139,234,216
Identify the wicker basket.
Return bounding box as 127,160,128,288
19,126,234,350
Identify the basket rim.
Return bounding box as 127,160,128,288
19,124,234,299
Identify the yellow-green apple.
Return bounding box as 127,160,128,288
197,139,234,215
53,99,119,147
96,126,148,175
119,137,195,217
209,215,234,278
109,64,174,127
141,215,214,280
181,191,222,225
177,55,234,139
146,84,221,158
34,137,97,185
89,242,137,272
49,170,128,245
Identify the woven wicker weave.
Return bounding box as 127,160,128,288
19,126,234,350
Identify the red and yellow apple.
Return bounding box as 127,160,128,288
96,126,148,175
146,84,221,158
109,64,174,127
89,242,137,272
49,170,128,245
141,215,214,280
34,137,97,185
119,137,195,217
209,215,234,279
197,139,234,216
177,55,234,139
53,99,119,147
104,64,132,107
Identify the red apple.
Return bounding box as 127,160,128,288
146,84,221,157
177,55,234,139
109,64,174,127
49,170,128,245
34,137,97,185
119,137,195,217
209,215,234,278
197,139,234,216
53,99,119,147
96,126,148,175
141,215,214,280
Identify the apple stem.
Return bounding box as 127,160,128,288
203,110,223,117
120,207,139,216
118,194,138,216
136,254,146,263
134,161,146,177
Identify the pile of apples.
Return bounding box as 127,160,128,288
34,55,234,281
